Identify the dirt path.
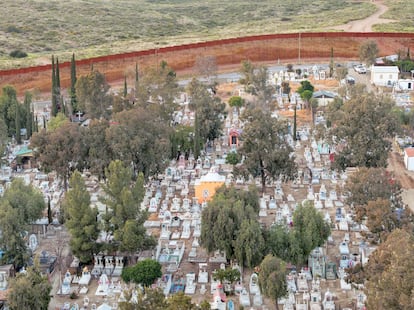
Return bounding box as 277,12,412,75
331,0,396,32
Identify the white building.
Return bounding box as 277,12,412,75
370,66,399,87
395,79,414,91
404,147,414,171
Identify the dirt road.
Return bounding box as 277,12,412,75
331,0,396,32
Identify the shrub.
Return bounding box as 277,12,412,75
6,25,22,33
9,50,28,58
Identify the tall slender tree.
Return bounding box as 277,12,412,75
63,171,99,263
24,92,32,139
70,53,78,113
15,101,21,144
51,55,58,117
135,63,139,98
123,75,128,98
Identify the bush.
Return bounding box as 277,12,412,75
6,25,22,33
9,50,28,58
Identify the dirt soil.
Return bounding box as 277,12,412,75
332,0,396,32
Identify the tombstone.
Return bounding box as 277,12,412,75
203,158,210,169
28,234,38,252
269,197,277,209
178,155,186,168
307,186,315,200
112,256,124,277
149,197,158,213
319,184,326,200
181,220,191,239
104,256,114,276
160,222,171,240
329,190,337,201
95,273,110,296
171,196,181,213
92,255,104,276
198,263,209,283
182,197,191,211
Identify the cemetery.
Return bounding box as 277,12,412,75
0,62,402,310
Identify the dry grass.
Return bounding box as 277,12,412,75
0,0,381,69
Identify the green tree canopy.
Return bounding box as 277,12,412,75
76,69,112,119
237,108,297,191
121,259,162,287
266,201,331,266
100,160,153,256
200,185,262,264
106,108,171,178
63,171,99,263
327,94,399,170
8,264,51,310
258,254,288,310
31,122,83,189
0,178,44,268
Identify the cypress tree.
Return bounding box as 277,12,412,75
15,103,21,144
329,47,334,78
32,113,36,134
56,57,61,112
47,196,52,224
51,55,58,117
70,53,77,113
293,105,297,142
135,63,139,97
24,92,32,139
123,76,128,98
34,115,39,133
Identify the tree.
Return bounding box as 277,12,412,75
118,288,168,310
234,219,265,268
169,125,194,160
76,70,112,119
328,94,399,170
0,117,7,159
167,292,197,310
63,171,99,263
344,167,409,242
14,98,21,144
100,160,154,256
225,151,241,166
200,185,262,264
293,105,297,141
187,78,226,155
51,55,58,117
228,96,244,114
106,108,171,178
335,66,348,82
8,264,51,310
80,119,112,179
359,40,379,66
365,229,414,310
0,179,45,268
193,55,218,84
258,255,288,310
237,108,297,192
47,112,68,131
266,201,330,266
297,80,314,109
290,202,331,264
329,47,334,78
121,259,162,287
135,61,180,122
0,86,21,140
24,91,33,139
31,122,83,189
70,53,78,113
239,61,274,110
